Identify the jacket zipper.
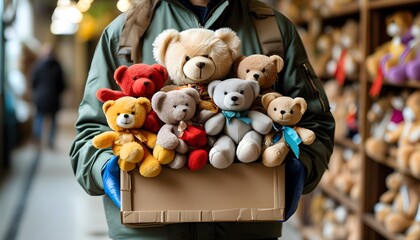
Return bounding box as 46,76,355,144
303,63,328,112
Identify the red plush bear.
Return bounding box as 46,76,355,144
96,63,168,133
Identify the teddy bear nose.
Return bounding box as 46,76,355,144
231,96,238,102
253,74,260,80
143,81,149,86
124,114,129,118
182,109,187,112
280,110,286,115
196,62,205,69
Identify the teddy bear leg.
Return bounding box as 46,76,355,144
209,135,235,169
188,149,209,171
118,159,137,172
168,153,186,169
139,148,162,177
120,142,144,164
236,131,262,163
409,150,420,177
262,142,289,167
153,144,175,165
397,145,415,170
384,212,412,233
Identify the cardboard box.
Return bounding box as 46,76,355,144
121,163,285,226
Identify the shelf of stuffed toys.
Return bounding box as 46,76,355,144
363,2,420,239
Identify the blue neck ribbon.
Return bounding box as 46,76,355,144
273,123,302,158
222,110,252,125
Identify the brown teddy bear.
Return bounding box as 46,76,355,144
233,54,284,111
261,92,316,167
385,91,420,177
152,28,242,122
92,96,174,177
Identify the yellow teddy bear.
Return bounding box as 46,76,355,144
92,96,174,177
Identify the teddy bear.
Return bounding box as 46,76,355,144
92,96,174,177
404,13,420,82
261,92,316,167
373,172,403,224
204,78,273,169
152,27,242,123
326,19,361,84
233,54,284,112
151,88,209,171
96,63,169,133
405,204,420,240
382,176,419,234
366,11,414,82
384,91,420,177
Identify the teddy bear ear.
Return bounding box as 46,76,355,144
151,64,169,85
270,55,285,73
137,97,152,113
114,65,128,84
214,28,242,61
103,100,115,113
151,91,167,112
182,88,201,104
247,80,260,99
152,29,180,65
261,92,282,110
207,80,222,98
293,97,308,114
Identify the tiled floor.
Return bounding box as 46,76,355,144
0,108,302,240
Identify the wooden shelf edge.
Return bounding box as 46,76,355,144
369,0,420,9
320,2,360,19
319,183,360,213
363,213,405,240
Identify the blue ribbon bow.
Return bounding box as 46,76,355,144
222,110,252,125
273,123,302,158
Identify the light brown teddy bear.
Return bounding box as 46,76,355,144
153,27,242,123
261,92,316,167
385,91,420,177
234,54,284,112
92,96,173,177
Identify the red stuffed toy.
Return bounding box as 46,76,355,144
96,63,168,133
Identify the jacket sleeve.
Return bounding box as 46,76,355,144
274,14,335,194
69,15,129,195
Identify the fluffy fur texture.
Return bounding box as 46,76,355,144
92,96,173,177
261,92,315,167
152,28,241,85
204,79,272,169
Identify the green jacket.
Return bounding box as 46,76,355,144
69,0,335,239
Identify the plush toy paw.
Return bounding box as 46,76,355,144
143,111,163,133
188,149,208,171
139,154,162,177
262,143,288,167
169,154,187,169
386,64,407,84
120,142,145,163
209,136,235,169
236,131,262,163
153,144,175,165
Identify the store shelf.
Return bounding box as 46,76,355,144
320,2,360,19
319,184,359,213
369,0,420,9
363,213,405,240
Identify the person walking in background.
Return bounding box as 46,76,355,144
31,42,65,149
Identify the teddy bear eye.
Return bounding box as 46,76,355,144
273,108,277,111
239,90,244,94
185,103,189,106
224,91,228,95
173,105,177,108
290,110,294,114
262,68,266,73
131,111,135,115
203,55,209,58
246,69,250,73
148,75,153,79
185,56,190,62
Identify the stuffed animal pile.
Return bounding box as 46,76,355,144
92,27,315,177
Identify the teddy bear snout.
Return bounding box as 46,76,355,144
117,113,135,128
231,96,239,102
253,73,260,80
196,62,205,69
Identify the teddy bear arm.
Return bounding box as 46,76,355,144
157,124,180,149
92,131,120,149
204,113,225,136
96,88,128,102
295,127,316,145
248,111,273,135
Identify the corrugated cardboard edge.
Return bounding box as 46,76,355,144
120,164,285,225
